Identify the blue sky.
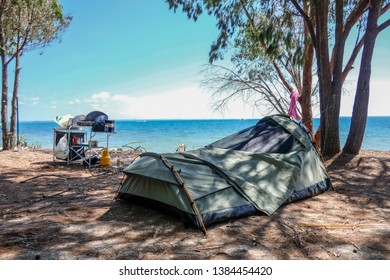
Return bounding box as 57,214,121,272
16,0,390,121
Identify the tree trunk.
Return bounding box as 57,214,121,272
0,3,9,150
322,0,345,156
300,40,314,138
343,0,381,154
299,1,314,140
314,0,340,157
10,51,21,149
1,52,9,150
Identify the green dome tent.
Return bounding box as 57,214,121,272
116,115,331,234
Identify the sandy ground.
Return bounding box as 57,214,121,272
0,148,389,260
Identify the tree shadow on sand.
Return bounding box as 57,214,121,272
1,149,388,260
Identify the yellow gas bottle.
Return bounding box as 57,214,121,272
100,149,111,166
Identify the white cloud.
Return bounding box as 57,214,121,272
54,87,261,120
107,86,258,119
77,91,111,112
111,94,135,103
60,79,388,121
108,87,210,119
68,98,81,105
91,91,110,102
21,96,40,106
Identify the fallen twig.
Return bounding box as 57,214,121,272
38,212,60,217
19,174,92,183
194,245,224,251
19,174,64,183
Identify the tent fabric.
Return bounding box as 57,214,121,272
205,120,295,153
117,114,331,230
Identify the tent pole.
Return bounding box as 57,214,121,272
159,155,207,235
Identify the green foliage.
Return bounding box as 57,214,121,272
2,0,72,55
165,0,305,66
18,133,28,147
17,133,42,149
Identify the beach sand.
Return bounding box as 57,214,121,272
0,148,389,260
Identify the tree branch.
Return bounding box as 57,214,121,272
380,3,390,16
273,61,293,92
205,64,290,114
239,0,295,95
342,14,390,83
377,18,390,33
343,0,370,40
290,0,316,44
239,0,256,28
342,35,365,84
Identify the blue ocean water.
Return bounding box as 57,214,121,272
16,117,390,152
